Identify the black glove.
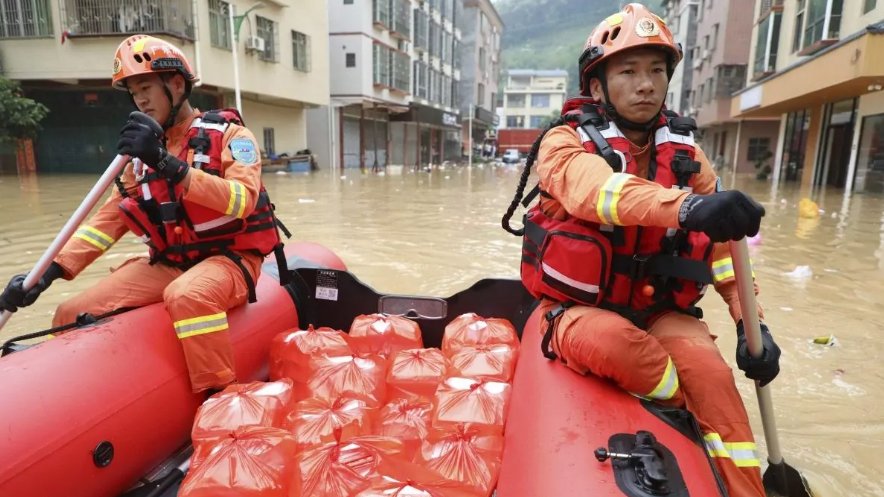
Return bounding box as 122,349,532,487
736,320,781,387
678,191,765,243
0,262,65,313
117,111,189,184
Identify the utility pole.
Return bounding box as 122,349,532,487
468,103,473,168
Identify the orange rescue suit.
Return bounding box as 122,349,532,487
523,99,767,497
52,109,274,392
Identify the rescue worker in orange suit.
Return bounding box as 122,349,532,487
0,35,283,393
505,5,781,497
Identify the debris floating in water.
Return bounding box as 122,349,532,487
784,265,813,280
812,335,837,346
298,198,316,204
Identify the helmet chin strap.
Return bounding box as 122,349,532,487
598,74,660,132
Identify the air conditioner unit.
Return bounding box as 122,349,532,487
245,36,266,52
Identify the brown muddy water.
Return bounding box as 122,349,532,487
0,165,882,496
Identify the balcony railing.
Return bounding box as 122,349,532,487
61,0,194,40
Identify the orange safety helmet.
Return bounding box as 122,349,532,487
111,35,198,90
578,3,682,96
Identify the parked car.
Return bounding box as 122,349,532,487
502,149,521,164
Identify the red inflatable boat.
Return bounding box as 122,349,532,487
0,253,728,497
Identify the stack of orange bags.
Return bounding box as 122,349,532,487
179,312,520,497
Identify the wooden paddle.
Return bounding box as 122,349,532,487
729,237,815,497
0,154,130,332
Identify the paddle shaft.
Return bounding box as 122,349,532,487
729,237,784,466
0,154,129,332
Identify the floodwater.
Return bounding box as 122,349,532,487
0,165,882,496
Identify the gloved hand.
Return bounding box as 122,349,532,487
117,111,189,184
0,262,65,313
678,190,765,242
736,320,781,387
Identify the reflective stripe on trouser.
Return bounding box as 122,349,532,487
649,311,765,497
52,253,262,393
537,300,684,406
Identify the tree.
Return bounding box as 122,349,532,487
538,109,561,129
0,77,49,143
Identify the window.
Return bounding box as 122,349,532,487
490,92,496,109
263,128,276,156
478,47,486,72
413,9,428,51
392,50,410,92
256,16,278,62
373,44,391,86
61,0,191,38
477,83,485,106
530,116,545,128
292,30,310,72
711,23,719,50
344,0,353,4
208,0,231,49
346,53,356,67
792,0,805,52
413,60,427,98
864,0,876,13
392,0,410,37
747,137,772,161
753,12,781,78
855,113,884,192
795,0,843,52
373,0,390,28
507,94,526,107
4,0,53,38
531,94,550,108
506,116,525,128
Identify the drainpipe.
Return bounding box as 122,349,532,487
191,0,203,87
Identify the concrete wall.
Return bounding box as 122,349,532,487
242,98,306,156
328,34,370,97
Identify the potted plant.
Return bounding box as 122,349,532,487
754,149,774,180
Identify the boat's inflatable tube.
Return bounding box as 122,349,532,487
498,307,726,497
0,242,345,497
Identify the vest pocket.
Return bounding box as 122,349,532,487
538,229,612,306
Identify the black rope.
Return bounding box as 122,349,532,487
501,116,567,236
0,307,135,357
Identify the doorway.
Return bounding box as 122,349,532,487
815,98,857,189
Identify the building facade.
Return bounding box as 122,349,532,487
734,0,884,194
0,0,329,174
309,0,462,171
668,0,780,176
501,69,567,130
458,0,502,157
661,0,698,115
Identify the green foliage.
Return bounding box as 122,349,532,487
0,77,49,142
495,0,666,95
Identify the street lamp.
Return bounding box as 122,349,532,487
227,2,266,114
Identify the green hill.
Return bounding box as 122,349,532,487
494,0,664,95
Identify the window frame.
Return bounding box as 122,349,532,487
291,30,310,72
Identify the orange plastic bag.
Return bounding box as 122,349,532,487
355,461,480,497
349,314,423,357
269,326,351,399
294,434,404,497
192,380,293,444
308,353,388,407
447,345,516,383
180,426,298,497
441,314,520,359
284,396,375,449
386,348,448,400
376,395,433,459
432,377,511,431
418,424,504,497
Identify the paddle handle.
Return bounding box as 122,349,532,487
0,155,129,332
729,237,784,465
